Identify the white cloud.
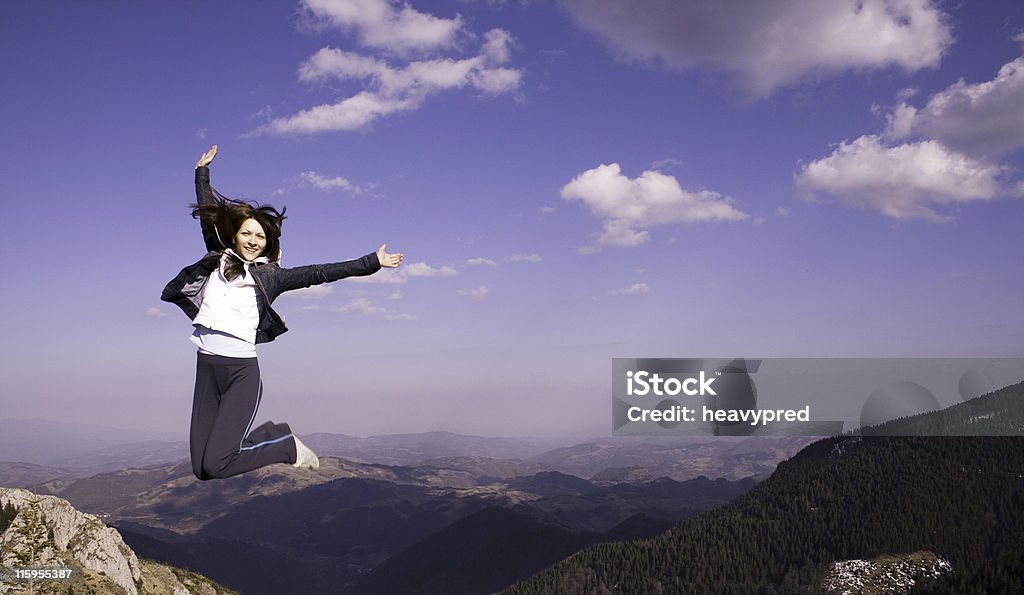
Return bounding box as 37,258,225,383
467,257,498,266
298,48,385,82
335,296,413,319
338,297,384,315
262,6,522,136
271,169,368,196
803,52,1024,221
298,170,362,194
650,157,683,170
481,28,514,63
250,105,274,122
469,65,523,94
278,285,335,300
595,219,648,246
196,128,207,139
884,56,1024,158
351,261,459,284
883,102,918,140
145,307,168,318
795,135,1003,221
561,163,748,246
559,0,952,96
403,262,458,277
457,286,491,300
508,254,542,262
264,92,415,135
267,43,520,134
540,206,556,214
386,290,402,300
350,269,408,284
301,0,464,56
612,283,649,295
776,206,791,217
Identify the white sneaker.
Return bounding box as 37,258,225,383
292,435,320,470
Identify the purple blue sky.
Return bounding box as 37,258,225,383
2,0,1023,439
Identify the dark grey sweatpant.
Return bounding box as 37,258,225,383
190,353,297,480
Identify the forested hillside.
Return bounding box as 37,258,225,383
507,383,1024,594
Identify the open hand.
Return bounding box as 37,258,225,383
377,244,404,268
196,145,218,169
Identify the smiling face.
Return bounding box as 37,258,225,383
234,218,267,261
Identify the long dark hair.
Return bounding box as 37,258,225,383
191,187,287,281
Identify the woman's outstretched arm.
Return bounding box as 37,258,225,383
268,244,404,297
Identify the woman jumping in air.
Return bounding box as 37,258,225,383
162,145,403,480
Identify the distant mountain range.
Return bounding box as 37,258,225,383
303,430,567,464
530,435,814,481
0,420,569,472
506,381,1024,594
0,418,181,467
1,418,814,481
0,461,76,488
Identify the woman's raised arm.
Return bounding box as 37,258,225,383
193,145,225,252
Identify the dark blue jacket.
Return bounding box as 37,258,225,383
161,166,381,344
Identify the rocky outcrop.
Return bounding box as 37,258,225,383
1,487,233,593
0,487,234,595
1,487,140,594
823,550,952,594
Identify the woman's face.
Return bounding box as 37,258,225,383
234,218,267,261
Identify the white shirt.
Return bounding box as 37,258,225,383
190,251,267,355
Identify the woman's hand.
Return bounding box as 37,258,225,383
377,244,404,268
196,145,218,169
